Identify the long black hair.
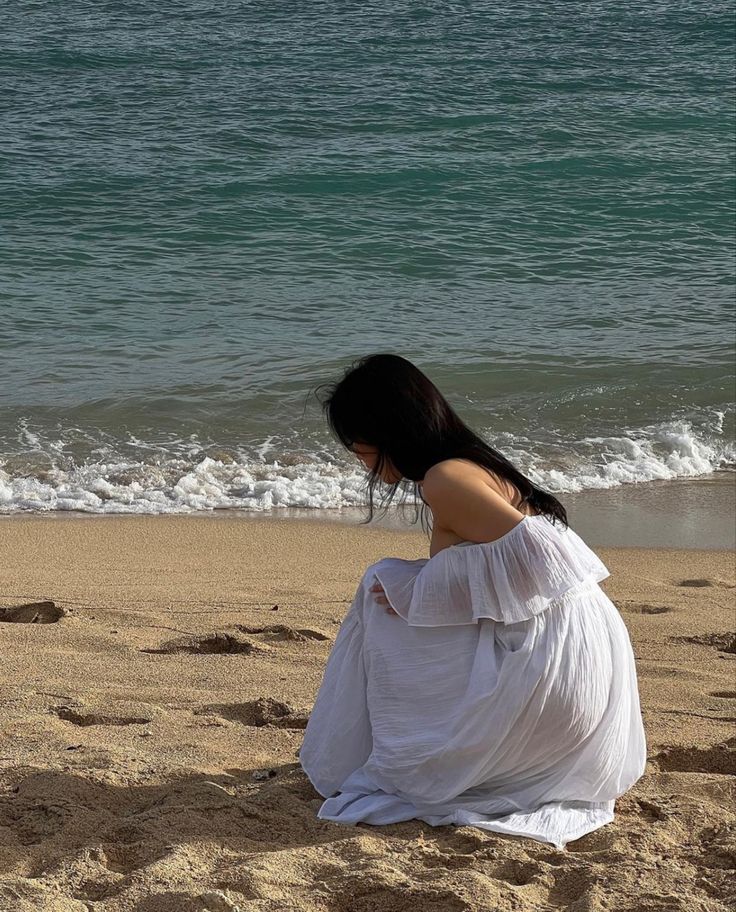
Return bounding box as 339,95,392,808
312,353,568,534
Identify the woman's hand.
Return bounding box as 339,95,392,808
369,582,398,615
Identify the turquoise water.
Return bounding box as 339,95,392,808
1,1,734,512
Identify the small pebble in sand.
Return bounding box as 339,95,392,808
199,890,241,912
252,768,277,781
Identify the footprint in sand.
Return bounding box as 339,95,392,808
634,798,672,821
673,632,736,655
618,601,671,615
486,858,546,886
197,697,309,729
102,843,151,875
317,872,467,912
677,578,735,589
0,601,65,623
653,736,736,776
141,632,272,655
54,706,151,727
235,624,331,643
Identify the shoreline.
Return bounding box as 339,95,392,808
2,471,734,551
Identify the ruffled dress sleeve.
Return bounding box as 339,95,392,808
370,514,610,627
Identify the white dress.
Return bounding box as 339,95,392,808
299,514,647,849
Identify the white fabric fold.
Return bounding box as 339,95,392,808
371,514,610,626
315,767,616,850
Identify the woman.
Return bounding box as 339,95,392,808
299,354,646,849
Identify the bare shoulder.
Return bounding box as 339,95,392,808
422,458,516,502
421,458,530,549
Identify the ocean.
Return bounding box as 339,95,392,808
1,0,734,517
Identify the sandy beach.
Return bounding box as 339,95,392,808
0,514,734,912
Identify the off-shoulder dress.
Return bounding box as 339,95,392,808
299,513,647,849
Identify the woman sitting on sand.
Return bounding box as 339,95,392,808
299,354,646,849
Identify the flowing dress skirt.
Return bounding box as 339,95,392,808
300,519,647,849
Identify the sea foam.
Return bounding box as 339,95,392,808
0,415,732,514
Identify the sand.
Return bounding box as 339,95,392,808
0,514,734,912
